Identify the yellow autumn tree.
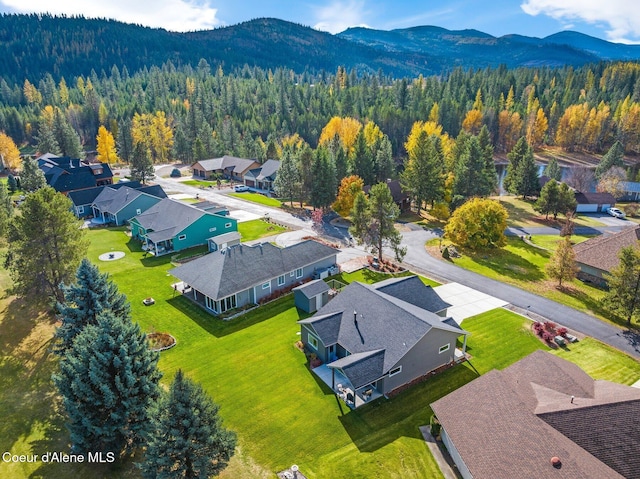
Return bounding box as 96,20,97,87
0,132,21,171
498,110,523,152
96,126,119,164
555,103,589,151
462,109,483,134
363,121,384,148
525,107,548,150
23,79,42,104
318,117,362,154
332,175,365,217
132,112,174,163
405,120,455,170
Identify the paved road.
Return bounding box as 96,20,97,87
398,228,640,359
151,172,640,359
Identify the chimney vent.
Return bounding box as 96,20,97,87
551,457,561,469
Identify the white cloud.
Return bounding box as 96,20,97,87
0,0,221,32
313,0,369,34
521,0,640,43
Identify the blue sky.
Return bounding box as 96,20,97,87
1,0,639,43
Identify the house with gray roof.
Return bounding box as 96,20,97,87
298,279,468,408
243,159,280,191
191,156,260,181
431,350,640,479
372,275,451,316
130,198,237,256
573,225,640,285
38,155,113,194
293,279,331,313
91,185,166,225
169,240,338,314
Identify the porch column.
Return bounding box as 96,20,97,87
462,334,467,356
332,368,335,390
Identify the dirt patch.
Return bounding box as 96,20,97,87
147,332,176,351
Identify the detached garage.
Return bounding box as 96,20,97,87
574,192,616,213
293,280,330,313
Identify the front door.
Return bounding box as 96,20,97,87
328,344,337,362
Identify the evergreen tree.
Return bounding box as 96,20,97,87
351,129,375,186
55,258,130,355
5,187,87,303
478,126,498,195
117,118,134,163
505,137,539,199
53,310,161,456
545,236,578,287
0,181,12,237
401,131,444,212
544,157,562,181
36,120,61,155
140,370,236,479
453,135,494,198
349,183,406,262
374,136,395,183
334,143,348,185
19,155,46,192
130,142,154,184
273,148,302,207
7,173,17,193
595,140,624,179
54,108,83,158
310,147,336,210
602,245,640,325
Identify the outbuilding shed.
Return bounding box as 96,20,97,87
293,279,330,313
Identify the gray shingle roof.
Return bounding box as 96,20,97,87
373,276,451,313
92,186,144,214
293,279,330,299
299,282,467,379
68,181,144,207
328,349,386,389
169,240,338,300
256,159,280,181
431,350,640,479
132,198,218,243
573,225,640,273
194,156,258,174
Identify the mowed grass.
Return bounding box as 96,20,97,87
238,219,287,242
334,269,440,287
494,195,605,228
229,192,282,207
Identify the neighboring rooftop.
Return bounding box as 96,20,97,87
573,225,640,272
431,350,640,479
293,279,330,299
194,155,257,174
372,275,450,314
574,191,616,205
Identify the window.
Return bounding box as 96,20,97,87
278,275,285,286
262,281,270,290
308,334,319,350
77,205,84,213
225,222,232,228
218,295,236,313
290,271,295,277
295,268,303,279
439,344,450,354
389,366,402,377
178,234,187,240
209,227,217,233
136,208,142,215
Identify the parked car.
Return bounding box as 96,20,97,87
234,184,250,192
606,207,626,218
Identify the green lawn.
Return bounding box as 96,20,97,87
494,195,605,228
334,269,440,287
2,228,638,479
229,192,282,207
443,235,617,326
238,219,287,242
181,179,216,188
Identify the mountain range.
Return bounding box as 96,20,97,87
0,14,639,82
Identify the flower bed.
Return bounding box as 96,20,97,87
147,332,177,352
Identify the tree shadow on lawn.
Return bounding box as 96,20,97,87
338,364,479,453
557,285,624,326
166,295,297,338
463,248,546,282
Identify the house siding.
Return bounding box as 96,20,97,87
301,325,327,363
441,428,473,479
171,215,238,252
383,328,460,394
74,204,92,218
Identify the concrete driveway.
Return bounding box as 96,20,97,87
583,213,630,227
434,283,508,324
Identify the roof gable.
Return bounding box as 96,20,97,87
373,276,451,313
574,225,640,272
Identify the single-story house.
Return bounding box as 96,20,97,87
130,198,237,256
68,181,140,217
169,240,338,314
618,181,640,202
192,156,260,181
243,159,280,191
431,350,640,479
574,191,616,213
298,278,467,408
371,275,451,317
91,185,166,225
293,279,331,313
573,225,640,285
364,179,411,211
38,155,113,194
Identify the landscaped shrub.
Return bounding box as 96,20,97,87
542,331,553,342
431,202,450,221
442,246,450,260
544,321,556,331
170,168,182,177
557,327,568,337
533,322,543,332
429,414,441,437
624,203,639,217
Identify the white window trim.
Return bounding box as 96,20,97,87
136,208,142,215
295,267,303,279
225,222,232,228
77,205,84,213
290,271,295,277
178,234,187,240
308,333,319,350
278,275,285,286
209,227,217,232
262,281,270,290
389,366,402,377
439,343,450,354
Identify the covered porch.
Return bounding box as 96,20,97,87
142,237,174,256
311,364,383,409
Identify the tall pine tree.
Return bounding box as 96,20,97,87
20,156,47,192
130,142,154,184
53,310,161,456
595,140,625,179
140,370,237,479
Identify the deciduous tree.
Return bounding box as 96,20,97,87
445,198,507,250
96,125,119,164
332,175,364,217
140,370,236,479
5,187,87,303
0,132,21,171
545,237,578,287
596,166,626,199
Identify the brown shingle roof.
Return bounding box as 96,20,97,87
431,350,640,479
574,192,616,205
573,225,640,273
